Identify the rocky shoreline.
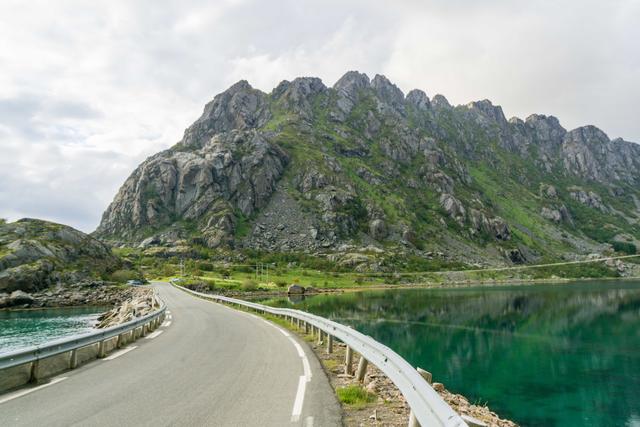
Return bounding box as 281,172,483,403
96,287,160,328
0,280,131,310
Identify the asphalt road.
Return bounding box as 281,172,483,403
0,282,342,426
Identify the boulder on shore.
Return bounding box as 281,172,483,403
287,284,305,295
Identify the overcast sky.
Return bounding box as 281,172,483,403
1,0,638,232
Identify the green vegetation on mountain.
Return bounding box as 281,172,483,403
94,71,640,279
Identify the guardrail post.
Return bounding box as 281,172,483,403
356,356,368,382
141,324,148,337
69,349,78,369
345,346,353,375
317,330,324,345
29,360,40,383
304,321,310,334
98,340,107,358
326,334,333,354
117,333,125,348
408,367,434,427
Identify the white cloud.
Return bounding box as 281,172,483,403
0,0,638,232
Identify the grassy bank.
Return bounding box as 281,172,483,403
115,247,640,294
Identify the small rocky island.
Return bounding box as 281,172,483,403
0,218,128,309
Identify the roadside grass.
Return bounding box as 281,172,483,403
336,385,376,408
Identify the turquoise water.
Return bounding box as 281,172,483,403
0,307,105,354
263,280,640,426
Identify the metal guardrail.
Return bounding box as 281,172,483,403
176,285,468,427
0,295,166,373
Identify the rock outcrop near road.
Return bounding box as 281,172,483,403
0,219,120,294
95,71,640,264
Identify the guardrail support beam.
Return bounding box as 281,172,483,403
29,360,40,383
326,334,333,354
317,330,324,345
408,367,435,427
356,356,368,382
117,333,125,348
345,346,353,375
69,349,78,369
97,340,106,358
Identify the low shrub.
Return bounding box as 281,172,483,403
612,241,637,255
110,269,142,282
241,279,258,291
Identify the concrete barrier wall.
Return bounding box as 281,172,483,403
0,311,164,395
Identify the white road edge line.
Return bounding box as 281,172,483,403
145,330,164,340
0,376,68,405
264,323,313,419
162,320,172,327
103,346,138,360
199,296,311,421
304,416,314,427
291,375,307,423
289,339,312,381
278,328,291,338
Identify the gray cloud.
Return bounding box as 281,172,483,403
0,0,638,232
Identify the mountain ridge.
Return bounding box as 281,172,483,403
94,71,640,268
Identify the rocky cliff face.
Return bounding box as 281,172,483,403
0,219,120,293
95,71,640,265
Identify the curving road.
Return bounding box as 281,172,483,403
0,282,341,426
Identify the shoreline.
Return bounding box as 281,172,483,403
196,274,640,300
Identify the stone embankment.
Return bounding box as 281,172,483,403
96,288,161,328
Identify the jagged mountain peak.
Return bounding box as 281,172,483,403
333,70,371,91
96,71,640,267
406,89,431,110
431,94,452,109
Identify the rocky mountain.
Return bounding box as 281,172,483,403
95,71,640,266
0,218,121,294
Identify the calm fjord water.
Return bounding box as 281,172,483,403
0,307,104,354
264,281,640,426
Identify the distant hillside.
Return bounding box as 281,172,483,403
94,71,640,267
0,218,121,293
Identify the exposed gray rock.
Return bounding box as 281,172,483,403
369,219,387,240
273,77,326,120
96,130,288,246
431,94,451,109
332,71,371,120
440,193,466,224
9,290,34,306
287,284,305,295
0,219,120,293
568,187,608,212
371,74,405,114
541,206,573,224
406,89,431,110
